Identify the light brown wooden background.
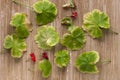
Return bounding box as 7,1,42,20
0,0,120,80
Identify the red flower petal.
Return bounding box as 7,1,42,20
42,52,49,60
30,53,34,57
71,11,78,19
30,53,36,62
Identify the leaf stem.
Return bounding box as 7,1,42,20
70,0,74,7
109,29,119,35
28,68,34,72
12,0,33,10
25,58,31,62
100,60,111,64
0,49,7,54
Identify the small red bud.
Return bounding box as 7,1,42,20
30,53,36,62
71,11,78,19
42,52,49,60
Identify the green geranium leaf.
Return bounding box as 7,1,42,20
61,26,86,50
54,50,70,68
34,26,59,50
4,35,26,58
38,59,52,78
33,0,57,25
16,24,29,38
75,51,100,73
10,13,26,27
82,9,110,38
10,13,32,38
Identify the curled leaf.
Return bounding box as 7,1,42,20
75,51,100,73
61,17,73,26
54,50,70,68
4,35,26,58
62,0,76,9
61,26,86,50
33,0,57,25
82,9,110,38
38,59,52,78
34,26,59,50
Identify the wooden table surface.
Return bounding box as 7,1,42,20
0,0,120,80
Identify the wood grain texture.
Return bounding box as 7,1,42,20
0,0,120,80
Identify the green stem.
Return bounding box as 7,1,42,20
70,0,74,7
100,60,111,64
12,0,32,10
28,68,34,72
0,49,6,54
25,58,31,62
109,29,119,35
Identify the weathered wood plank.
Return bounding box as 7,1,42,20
0,0,120,80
